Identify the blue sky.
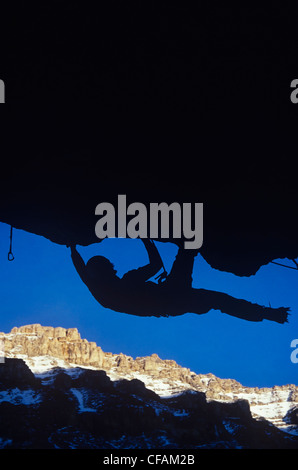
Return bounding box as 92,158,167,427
0,221,297,388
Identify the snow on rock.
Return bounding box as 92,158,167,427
1,324,298,436
70,388,97,413
0,388,42,406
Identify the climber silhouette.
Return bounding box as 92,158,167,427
70,240,289,324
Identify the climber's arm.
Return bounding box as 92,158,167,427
70,245,89,285
122,239,163,283
141,238,163,273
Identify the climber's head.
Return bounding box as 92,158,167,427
86,256,117,281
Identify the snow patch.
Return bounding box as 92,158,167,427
4,351,298,437
0,388,42,406
70,388,97,413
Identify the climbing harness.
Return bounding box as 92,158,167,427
8,226,15,261
270,259,298,271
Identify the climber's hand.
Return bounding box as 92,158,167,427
66,243,76,251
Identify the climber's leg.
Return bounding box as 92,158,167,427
188,288,290,324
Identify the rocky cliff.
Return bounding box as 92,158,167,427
1,324,298,436
1,357,297,449
1,324,104,368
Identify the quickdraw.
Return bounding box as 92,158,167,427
8,226,15,261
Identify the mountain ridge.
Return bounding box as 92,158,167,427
1,323,298,438
1,356,297,449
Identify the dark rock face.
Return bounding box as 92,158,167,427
0,359,297,449
1,157,298,278
0,4,297,278
0,358,39,389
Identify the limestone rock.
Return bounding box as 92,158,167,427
3,325,103,368
2,323,298,431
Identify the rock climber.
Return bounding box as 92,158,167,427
69,240,289,324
